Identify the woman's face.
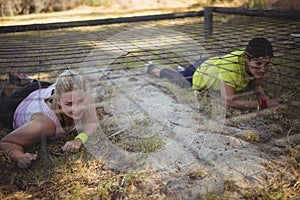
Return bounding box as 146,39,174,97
245,56,271,78
58,89,86,120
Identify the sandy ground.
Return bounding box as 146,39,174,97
72,28,294,197
80,65,290,198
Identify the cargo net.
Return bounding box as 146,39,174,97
0,13,299,174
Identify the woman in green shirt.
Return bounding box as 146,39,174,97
146,37,282,110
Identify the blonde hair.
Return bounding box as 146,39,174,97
51,69,86,113
54,69,86,98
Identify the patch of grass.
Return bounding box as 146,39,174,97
223,179,238,192
203,190,232,200
96,102,164,154
243,154,300,200
240,130,260,142
110,123,165,153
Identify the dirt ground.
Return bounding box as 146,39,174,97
74,25,299,198
81,53,300,199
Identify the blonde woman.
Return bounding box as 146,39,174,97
0,70,99,168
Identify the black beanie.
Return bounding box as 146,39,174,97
245,37,274,58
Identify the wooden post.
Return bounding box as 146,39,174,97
204,7,213,37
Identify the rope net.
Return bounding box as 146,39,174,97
0,11,300,198
0,14,299,90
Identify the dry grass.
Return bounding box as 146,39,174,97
0,6,299,199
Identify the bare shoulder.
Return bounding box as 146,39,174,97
1,113,57,145
30,113,56,135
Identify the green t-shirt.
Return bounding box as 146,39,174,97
192,50,253,91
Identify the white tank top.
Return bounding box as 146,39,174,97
13,84,65,135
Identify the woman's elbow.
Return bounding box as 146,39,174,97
222,98,235,109
0,140,12,151
0,136,9,149
0,140,4,150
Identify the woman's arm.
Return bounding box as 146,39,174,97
81,95,100,135
220,83,260,109
0,114,56,168
220,82,281,109
62,94,99,152
254,84,282,108
254,85,269,99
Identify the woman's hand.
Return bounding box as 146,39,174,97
61,139,83,152
18,152,37,169
267,98,282,108
259,94,270,100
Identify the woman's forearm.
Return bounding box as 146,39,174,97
82,99,100,136
254,85,269,99
226,99,259,110
0,141,25,162
82,122,100,136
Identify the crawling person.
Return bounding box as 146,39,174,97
0,70,99,168
146,37,282,110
